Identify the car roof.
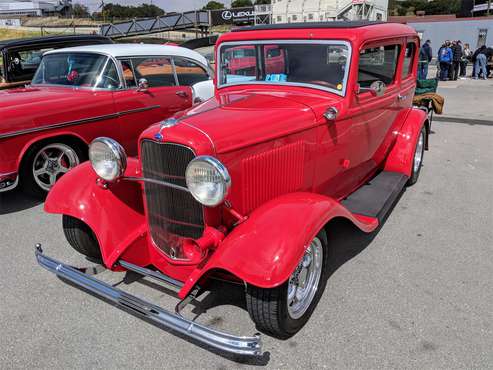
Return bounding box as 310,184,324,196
233,20,385,32
44,43,209,66
0,34,111,50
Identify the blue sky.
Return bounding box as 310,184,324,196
76,0,232,13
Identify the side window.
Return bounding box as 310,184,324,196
173,57,209,86
8,47,53,82
0,54,4,82
95,59,120,89
133,57,176,87
358,44,400,87
401,42,416,79
120,59,136,87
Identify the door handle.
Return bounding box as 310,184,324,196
397,94,407,101
176,91,188,98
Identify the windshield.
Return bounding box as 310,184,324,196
218,41,350,95
32,52,120,89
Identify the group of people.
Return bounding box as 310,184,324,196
418,39,492,81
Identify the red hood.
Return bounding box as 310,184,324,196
173,88,339,154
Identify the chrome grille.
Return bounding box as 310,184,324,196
141,140,204,257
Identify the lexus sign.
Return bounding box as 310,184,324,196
211,7,255,26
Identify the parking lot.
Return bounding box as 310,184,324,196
1,78,492,369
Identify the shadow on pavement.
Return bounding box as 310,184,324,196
0,188,42,215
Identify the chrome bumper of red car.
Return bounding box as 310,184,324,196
35,245,262,357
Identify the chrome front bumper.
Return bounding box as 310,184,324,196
35,245,262,357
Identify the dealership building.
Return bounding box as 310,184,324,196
0,0,70,16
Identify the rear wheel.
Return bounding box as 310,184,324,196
20,140,84,198
407,126,426,186
62,215,102,261
245,230,329,338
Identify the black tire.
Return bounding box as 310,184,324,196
20,139,86,198
407,126,426,186
245,230,329,339
62,215,102,260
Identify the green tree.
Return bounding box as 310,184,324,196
202,1,225,10
72,3,90,18
254,0,271,4
231,0,253,8
99,3,165,20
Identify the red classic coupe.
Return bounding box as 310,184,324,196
0,43,213,196
37,22,429,356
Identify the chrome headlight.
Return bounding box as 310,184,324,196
88,137,127,182
185,156,231,207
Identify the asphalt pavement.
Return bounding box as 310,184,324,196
1,77,492,369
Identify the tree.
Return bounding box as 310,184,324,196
254,0,271,4
97,3,165,20
72,3,90,18
202,1,225,10
231,0,253,8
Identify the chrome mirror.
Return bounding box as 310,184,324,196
357,80,386,97
137,78,149,91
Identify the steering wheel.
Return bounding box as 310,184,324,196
309,80,339,90
100,74,120,87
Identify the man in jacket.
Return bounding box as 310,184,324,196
473,46,488,79
451,40,462,80
418,39,433,80
438,42,453,81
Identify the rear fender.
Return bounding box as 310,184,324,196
44,158,146,267
384,108,428,177
178,192,378,299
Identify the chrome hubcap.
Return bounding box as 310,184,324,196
413,131,424,174
287,237,323,319
32,143,79,191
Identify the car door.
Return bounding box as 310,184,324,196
112,57,192,155
353,40,403,172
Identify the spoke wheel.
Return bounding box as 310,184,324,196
287,237,323,319
32,143,79,192
246,230,329,339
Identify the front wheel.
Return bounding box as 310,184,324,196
245,230,329,338
21,141,84,198
63,215,102,261
407,126,426,186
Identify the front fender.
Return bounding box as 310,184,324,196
384,108,428,177
179,192,378,298
45,158,146,267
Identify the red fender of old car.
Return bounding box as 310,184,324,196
384,107,429,177
178,192,378,299
44,158,147,266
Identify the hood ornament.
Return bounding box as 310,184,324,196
155,117,181,141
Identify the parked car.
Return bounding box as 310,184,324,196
0,34,112,90
0,43,214,196
37,22,430,356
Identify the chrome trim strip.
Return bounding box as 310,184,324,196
0,175,18,192
35,245,262,357
0,105,160,140
123,176,190,193
118,260,184,289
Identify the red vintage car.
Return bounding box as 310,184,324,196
37,22,429,356
0,44,213,196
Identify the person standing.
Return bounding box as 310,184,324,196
460,43,472,78
438,42,453,81
452,40,462,80
418,39,433,80
473,45,488,79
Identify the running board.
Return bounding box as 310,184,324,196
35,245,262,357
341,171,408,223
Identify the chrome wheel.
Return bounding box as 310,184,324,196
32,143,79,191
413,130,425,174
287,237,324,319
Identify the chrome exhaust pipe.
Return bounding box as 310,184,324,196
35,245,262,357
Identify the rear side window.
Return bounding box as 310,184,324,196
401,42,416,79
358,44,400,87
173,57,209,86
133,57,176,87
120,59,136,87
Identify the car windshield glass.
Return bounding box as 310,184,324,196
219,41,350,95
32,52,117,89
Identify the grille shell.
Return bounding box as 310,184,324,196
141,140,204,259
